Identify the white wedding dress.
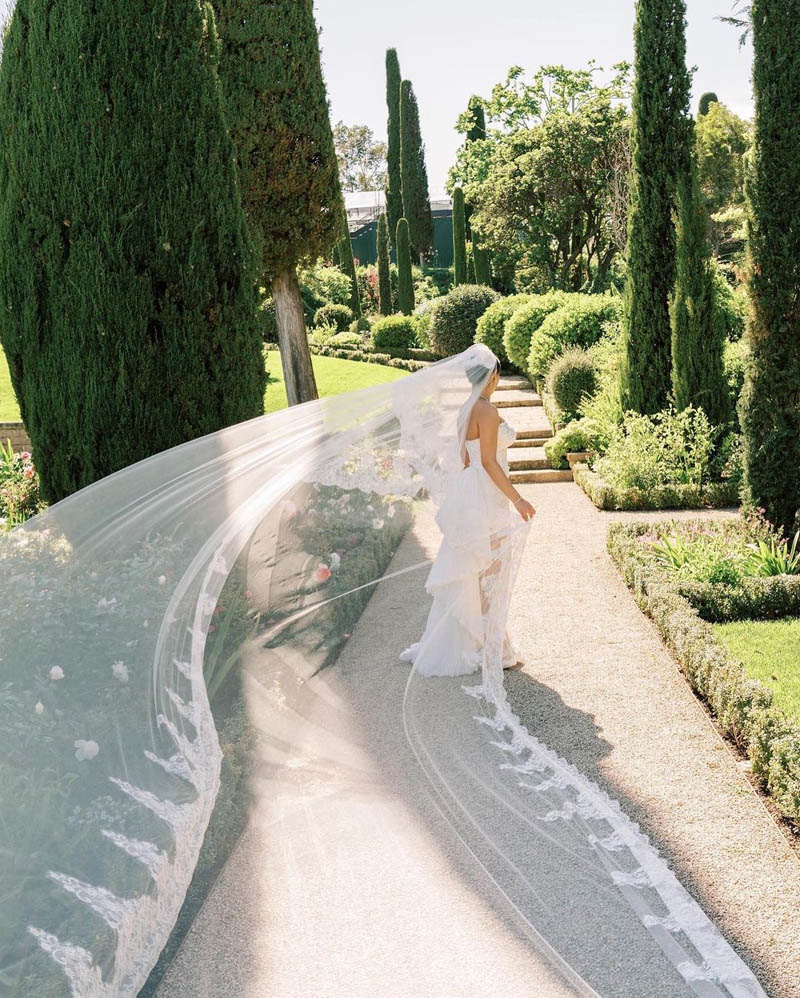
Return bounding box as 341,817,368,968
400,418,522,677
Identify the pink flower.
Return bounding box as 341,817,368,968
315,564,331,583
20,451,30,461
24,467,35,480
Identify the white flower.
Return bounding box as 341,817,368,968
367,505,375,512
112,661,129,684
387,506,396,519
158,575,167,586
97,596,117,611
330,552,341,571
372,518,385,531
49,666,64,681
142,619,150,628
35,701,44,715
74,739,100,761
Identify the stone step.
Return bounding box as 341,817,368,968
496,376,532,392
512,427,553,442
510,469,574,484
495,391,542,408
508,446,549,471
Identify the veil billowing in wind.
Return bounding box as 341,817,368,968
0,342,766,997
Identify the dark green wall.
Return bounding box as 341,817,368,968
351,211,453,268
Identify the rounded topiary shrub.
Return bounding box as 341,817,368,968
528,295,621,379
314,303,353,331
503,292,569,371
475,294,532,365
350,315,372,335
328,330,364,349
546,348,598,421
429,284,500,357
371,315,417,354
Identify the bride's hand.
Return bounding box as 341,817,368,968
515,498,536,522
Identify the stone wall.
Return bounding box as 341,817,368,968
0,422,31,454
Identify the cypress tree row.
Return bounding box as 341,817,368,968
377,213,393,316
621,0,692,414
214,0,342,405
385,49,404,247
400,80,435,265
740,0,800,534
0,0,264,502
453,187,468,285
670,153,730,427
396,219,415,316
337,206,362,318
473,230,493,287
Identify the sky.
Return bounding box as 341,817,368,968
314,0,753,195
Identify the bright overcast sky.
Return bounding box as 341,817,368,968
315,0,753,195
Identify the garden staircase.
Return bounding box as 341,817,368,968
496,375,572,484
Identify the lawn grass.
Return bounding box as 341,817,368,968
0,346,409,423
714,617,800,722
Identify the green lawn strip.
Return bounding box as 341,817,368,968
0,347,19,422
715,618,800,724
265,349,408,413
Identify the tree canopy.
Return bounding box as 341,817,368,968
334,122,388,192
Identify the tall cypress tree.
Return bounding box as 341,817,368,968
473,229,493,287
400,80,435,265
453,187,468,286
337,205,362,318
377,213,393,316
214,0,342,405
396,219,415,316
0,0,263,502
740,0,800,533
385,49,404,248
698,92,719,116
465,96,486,237
621,0,692,414
671,151,730,427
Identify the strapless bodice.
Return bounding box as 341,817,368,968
465,420,517,468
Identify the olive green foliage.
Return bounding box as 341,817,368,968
671,156,731,428
400,80,434,260
698,92,719,116
377,214,393,315
622,0,692,414
695,101,752,261
741,0,800,534
715,272,748,342
385,50,404,245
724,338,750,426
336,208,362,317
528,296,621,379
430,285,500,358
475,295,532,364
214,0,341,276
452,187,468,285
503,292,568,371
371,315,417,353
396,219,415,315
314,303,353,331
545,418,604,470
350,315,372,335
0,0,264,502
547,348,598,422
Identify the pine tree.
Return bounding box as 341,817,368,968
385,49,404,247
400,80,434,265
473,229,493,287
396,219,415,315
452,187,468,285
621,0,692,414
377,213,393,316
670,152,730,427
337,205,362,318
740,0,800,533
0,0,264,502
214,0,342,405
698,92,719,116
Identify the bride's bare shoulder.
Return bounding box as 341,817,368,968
474,399,501,425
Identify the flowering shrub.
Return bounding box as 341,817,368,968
0,441,45,530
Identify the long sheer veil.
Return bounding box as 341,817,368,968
0,342,767,997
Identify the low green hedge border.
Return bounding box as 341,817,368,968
608,521,800,828
265,341,432,372
573,462,740,512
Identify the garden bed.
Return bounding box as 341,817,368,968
608,519,800,830
574,462,740,511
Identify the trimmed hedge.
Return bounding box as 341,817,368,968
371,315,417,353
307,343,425,371
314,303,353,331
474,294,532,365
503,292,567,371
573,462,740,512
608,521,800,828
429,284,500,357
546,348,597,422
528,296,622,379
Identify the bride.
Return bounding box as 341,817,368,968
399,344,536,678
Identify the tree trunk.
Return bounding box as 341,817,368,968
272,267,318,406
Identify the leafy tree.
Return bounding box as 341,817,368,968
460,65,631,293
385,49,404,246
0,0,264,502
215,0,342,405
377,213,393,316
336,206,362,318
396,219,415,315
400,80,434,264
741,0,800,533
698,92,719,116
334,122,388,192
452,187,468,285
671,152,730,427
621,0,692,414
